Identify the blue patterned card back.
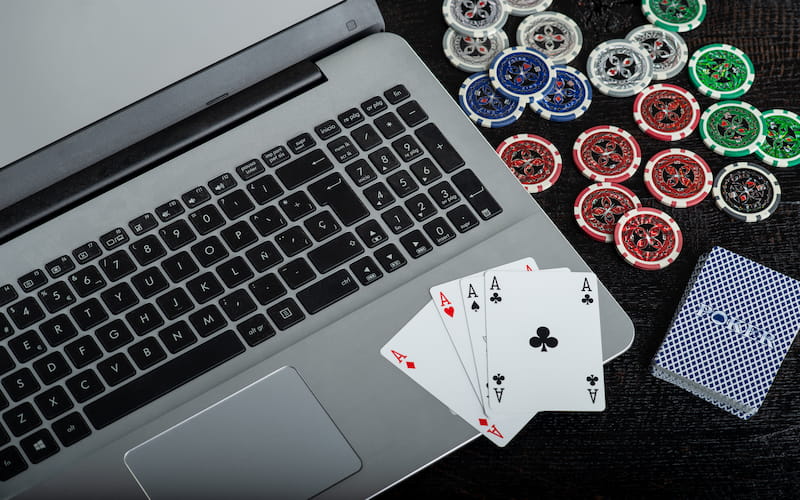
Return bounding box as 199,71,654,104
651,246,800,419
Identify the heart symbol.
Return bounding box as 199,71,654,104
444,306,455,317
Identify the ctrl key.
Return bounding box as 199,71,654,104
0,446,27,480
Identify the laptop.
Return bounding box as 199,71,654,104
0,1,634,498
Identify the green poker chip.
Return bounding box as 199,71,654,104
688,44,755,99
641,0,707,32
699,101,766,157
756,109,800,168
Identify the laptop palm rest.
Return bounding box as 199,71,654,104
123,366,362,499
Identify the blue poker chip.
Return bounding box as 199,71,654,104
458,72,526,128
488,46,555,103
529,65,592,122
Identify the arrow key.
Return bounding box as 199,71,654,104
350,256,383,286
399,230,433,259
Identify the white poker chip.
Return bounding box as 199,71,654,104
516,11,583,65
625,24,688,80
442,27,510,73
495,134,562,193
504,0,552,16
586,39,653,98
442,0,509,39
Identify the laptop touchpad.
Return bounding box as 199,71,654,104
124,366,361,499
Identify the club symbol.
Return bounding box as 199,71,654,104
586,374,599,386
489,292,502,304
529,326,558,352
582,294,594,305
492,373,505,385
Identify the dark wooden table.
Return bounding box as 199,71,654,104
375,1,800,498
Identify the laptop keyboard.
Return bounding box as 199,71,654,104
0,84,503,481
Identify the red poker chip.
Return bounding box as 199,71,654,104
574,182,642,243
572,125,642,183
644,149,713,208
496,134,563,193
633,84,700,141
614,207,683,271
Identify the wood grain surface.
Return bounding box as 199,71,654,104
374,1,800,498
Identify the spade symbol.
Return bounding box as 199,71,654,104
471,300,480,312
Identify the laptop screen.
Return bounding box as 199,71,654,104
0,0,339,169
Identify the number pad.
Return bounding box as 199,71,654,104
391,135,424,163
404,193,437,222
427,181,460,209
381,206,414,234
367,147,400,174
363,182,395,210
387,170,418,198
345,159,377,187
423,217,457,246
410,158,441,185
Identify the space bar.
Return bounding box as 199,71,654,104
84,331,245,430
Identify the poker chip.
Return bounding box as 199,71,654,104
643,149,713,208
516,11,583,65
443,27,510,73
586,39,653,98
530,65,592,122
688,44,755,100
574,182,642,243
495,134,562,193
755,109,800,168
572,126,642,183
504,0,552,16
632,84,700,141
614,207,683,271
712,162,781,223
699,101,766,157
488,46,554,102
625,25,688,80
458,72,526,128
442,0,509,39
640,0,707,32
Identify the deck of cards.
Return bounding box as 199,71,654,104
380,258,607,446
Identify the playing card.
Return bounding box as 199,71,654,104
380,302,538,446
485,270,605,414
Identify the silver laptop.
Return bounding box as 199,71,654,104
0,1,634,498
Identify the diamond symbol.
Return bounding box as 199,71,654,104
405,361,415,369
478,418,488,426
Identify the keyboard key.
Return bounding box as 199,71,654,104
68,265,106,298
155,199,184,222
72,241,102,264
345,158,377,187
64,335,103,368
381,206,414,234
99,227,130,251
400,230,433,259
128,305,165,337
235,159,265,181
308,173,369,226
217,257,254,289
363,182,395,210
307,233,364,274
129,213,158,236
428,181,461,209
188,305,228,338
20,428,59,464
361,96,388,116
99,250,137,282
262,145,290,168
181,186,212,209
191,236,229,268
279,191,315,221
423,217,457,246
237,314,275,347
39,315,78,348
245,242,284,273
128,338,167,371
0,446,27,480
351,123,382,151
65,370,104,403
219,290,257,322
350,257,383,286
368,146,400,174
327,136,359,163
2,369,40,402
374,111,406,139
84,330,245,429
218,189,255,220
266,298,305,331
447,204,480,233
392,135,424,163
288,132,316,154
159,220,197,250
250,206,287,237
415,123,465,173
129,235,167,266
314,120,341,141
70,298,108,331
38,282,76,314
156,288,194,320
33,352,72,386
296,270,359,315
451,169,503,220
95,320,134,353
355,220,389,248
100,282,139,315
337,108,364,128
64,336,103,369
220,221,258,252
18,269,47,293
0,347,14,376
3,402,41,436
35,386,73,420
304,211,341,241
189,204,226,235
186,273,224,304
7,297,45,329
0,285,18,308
275,227,312,257
397,100,428,127
278,259,316,290
247,174,283,205
374,244,407,273
52,412,91,447
208,173,237,195
276,149,333,190
162,252,199,282
387,170,419,197
97,353,136,386
8,331,46,364
405,192,437,221
384,84,410,104
248,274,287,306
131,267,169,299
